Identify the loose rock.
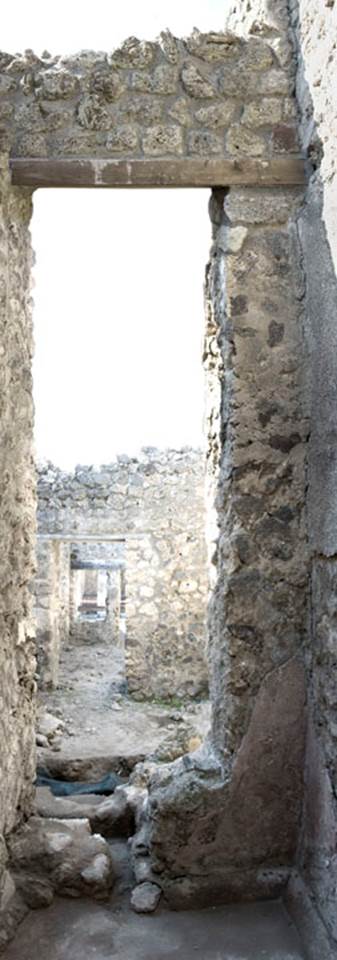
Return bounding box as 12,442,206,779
131,881,161,913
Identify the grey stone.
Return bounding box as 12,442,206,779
159,30,180,64
130,65,178,94
34,68,79,99
242,98,284,126
226,124,267,157
130,881,161,913
110,37,155,69
142,125,183,156
8,817,114,902
181,64,216,99
194,102,236,128
187,130,223,155
106,125,138,152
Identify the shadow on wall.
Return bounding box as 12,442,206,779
286,1,337,955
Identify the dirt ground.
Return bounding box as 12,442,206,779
37,639,211,778
3,891,304,960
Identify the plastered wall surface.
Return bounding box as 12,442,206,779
36,450,209,700
286,2,337,956
136,181,308,907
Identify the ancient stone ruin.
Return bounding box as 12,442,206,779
35,449,208,700
0,1,337,957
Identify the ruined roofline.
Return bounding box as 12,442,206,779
1,27,302,181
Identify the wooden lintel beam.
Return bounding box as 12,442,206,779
10,156,306,189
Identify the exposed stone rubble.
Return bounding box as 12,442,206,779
131,881,161,914
8,817,114,906
0,30,299,162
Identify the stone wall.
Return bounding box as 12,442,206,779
0,12,324,947
36,449,209,701
285,3,337,957
135,179,309,907
0,160,36,943
0,31,298,164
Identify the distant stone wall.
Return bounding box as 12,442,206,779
36,449,208,701
69,564,121,647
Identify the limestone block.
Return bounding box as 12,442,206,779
106,125,138,152
34,68,79,99
224,185,303,224
194,102,237,127
159,30,180,64
185,30,244,62
110,37,155,69
258,68,292,95
181,64,216,99
77,95,110,130
130,65,178,94
142,125,183,156
242,98,283,126
89,67,124,101
226,124,267,156
14,134,48,157
242,37,274,71
118,96,163,125
187,130,223,155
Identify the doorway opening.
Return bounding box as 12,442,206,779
32,187,213,784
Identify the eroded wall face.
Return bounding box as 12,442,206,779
138,184,308,906
288,2,337,954
0,161,36,937
37,450,208,700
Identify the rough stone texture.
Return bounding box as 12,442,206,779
128,182,309,904
0,158,36,945
0,31,299,163
36,450,208,701
8,817,114,905
0,10,317,950
284,2,337,956
130,882,161,914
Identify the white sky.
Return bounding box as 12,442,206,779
4,1,227,468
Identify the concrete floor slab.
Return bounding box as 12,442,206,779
4,898,304,960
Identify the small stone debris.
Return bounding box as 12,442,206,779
130,881,161,913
